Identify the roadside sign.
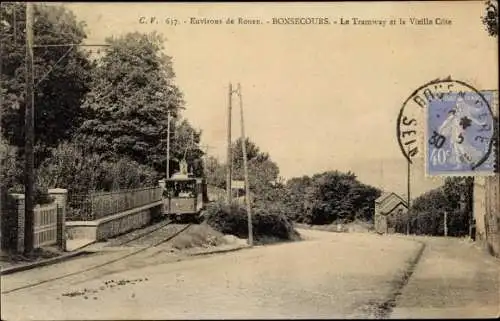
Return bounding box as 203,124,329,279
231,180,245,189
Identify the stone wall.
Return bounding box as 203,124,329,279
474,175,500,257
1,193,24,252
49,188,67,250
66,201,163,243
96,207,152,241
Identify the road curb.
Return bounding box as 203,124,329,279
188,245,250,257
374,240,427,318
0,250,93,276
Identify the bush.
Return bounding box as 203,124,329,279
33,186,54,205
1,138,54,206
98,158,159,191
390,208,468,237
0,138,23,192
36,141,159,195
205,200,300,244
205,202,249,238
253,200,301,241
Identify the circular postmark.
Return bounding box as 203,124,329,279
397,77,496,175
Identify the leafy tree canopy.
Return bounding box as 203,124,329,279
284,171,381,225
204,137,279,193
1,3,93,164
231,138,279,190
76,31,202,177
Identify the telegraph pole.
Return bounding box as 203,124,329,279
444,211,448,237
466,178,474,239
226,83,233,204
24,1,35,255
406,160,411,235
237,83,253,246
166,110,171,179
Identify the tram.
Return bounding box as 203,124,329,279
160,160,208,222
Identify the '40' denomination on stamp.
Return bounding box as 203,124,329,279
426,86,496,176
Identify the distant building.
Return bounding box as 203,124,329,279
374,192,408,234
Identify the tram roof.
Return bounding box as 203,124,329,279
166,173,203,182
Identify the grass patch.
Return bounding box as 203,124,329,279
169,223,231,250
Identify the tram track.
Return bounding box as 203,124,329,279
106,218,177,247
2,221,193,295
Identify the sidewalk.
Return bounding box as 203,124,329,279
1,238,248,277
390,236,500,319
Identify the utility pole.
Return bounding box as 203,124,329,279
24,1,35,255
226,83,233,204
444,211,448,237
467,178,474,239
166,110,171,179
406,160,411,235
237,83,253,246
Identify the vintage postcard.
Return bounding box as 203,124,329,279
1,1,499,320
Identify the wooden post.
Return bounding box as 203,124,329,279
226,83,233,204
406,160,411,235
238,83,253,246
444,211,448,237
468,178,474,239
24,2,35,255
166,110,171,179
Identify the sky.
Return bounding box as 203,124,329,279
56,1,498,198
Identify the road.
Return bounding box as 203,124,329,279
390,235,499,319
1,229,497,319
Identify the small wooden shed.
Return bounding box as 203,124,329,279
374,192,408,234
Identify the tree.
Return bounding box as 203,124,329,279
36,142,106,195
348,183,381,222
1,3,93,164
304,171,356,224
203,138,279,193
442,177,474,212
230,137,279,193
77,32,198,176
287,170,381,225
36,141,158,195
401,177,473,236
0,136,22,191
205,156,227,189
231,138,269,169
168,118,203,177
246,158,280,192
282,176,312,222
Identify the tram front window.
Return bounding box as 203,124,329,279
167,181,195,198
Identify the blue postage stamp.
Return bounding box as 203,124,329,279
426,90,496,176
